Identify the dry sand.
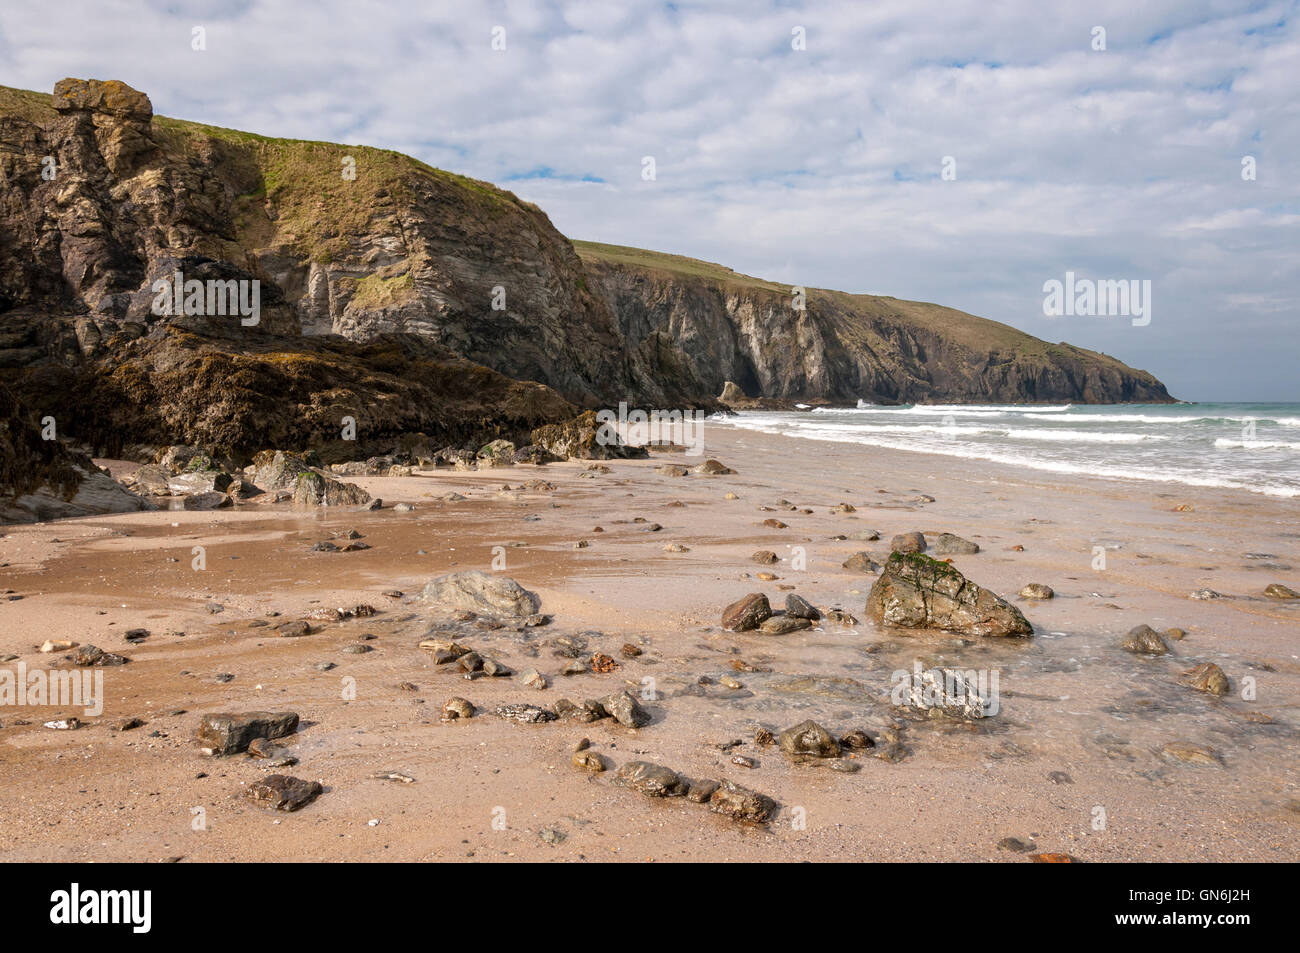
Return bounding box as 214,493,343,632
0,425,1297,862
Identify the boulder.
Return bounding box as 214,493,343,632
778,720,841,761
1121,624,1169,656
476,439,516,467
529,410,649,460
867,552,1032,637
420,571,541,617
931,532,979,555
708,780,776,823
614,761,689,797
842,552,880,574
196,711,299,755
721,593,772,631
784,594,820,620
890,531,927,554
243,775,322,812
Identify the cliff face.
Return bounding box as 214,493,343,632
0,78,1172,475
576,243,1173,404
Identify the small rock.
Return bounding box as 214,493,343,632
1019,583,1054,600
1121,624,1169,656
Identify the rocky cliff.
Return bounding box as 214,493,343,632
576,242,1173,404
0,77,1171,486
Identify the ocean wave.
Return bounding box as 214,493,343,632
1213,438,1300,451
1004,428,1164,444
717,415,1300,497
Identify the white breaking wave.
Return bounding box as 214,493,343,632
717,412,1300,498
1214,439,1300,451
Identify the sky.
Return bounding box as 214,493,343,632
1,0,1296,401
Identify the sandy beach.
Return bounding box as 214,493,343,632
1,424,1297,862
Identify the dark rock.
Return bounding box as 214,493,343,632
758,615,812,635
721,593,772,632
784,594,820,620
195,711,299,755
244,775,322,811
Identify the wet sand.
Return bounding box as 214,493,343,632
1,425,1297,862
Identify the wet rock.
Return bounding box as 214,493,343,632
1161,742,1224,766
758,615,812,635
1264,583,1299,599
244,775,322,811
655,464,689,477
181,490,232,510
778,720,841,761
751,551,778,565
692,459,735,475
708,779,775,823
890,531,927,554
896,666,997,719
687,778,721,803
721,592,772,632
840,728,875,750
1164,627,1186,640
600,691,651,728
441,697,475,720
420,570,541,617
868,553,1033,637
1121,624,1169,656
1019,583,1054,599
1189,588,1223,601
780,595,821,624
572,751,607,773
1182,662,1229,696
614,761,689,797
196,711,299,755
823,608,858,626
493,703,556,724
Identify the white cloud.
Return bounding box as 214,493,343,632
1,0,1295,399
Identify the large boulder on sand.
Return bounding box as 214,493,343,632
529,410,649,460
420,571,540,617
867,552,1032,637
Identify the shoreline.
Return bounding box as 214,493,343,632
1,426,1297,862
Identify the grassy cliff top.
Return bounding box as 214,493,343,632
575,238,1133,367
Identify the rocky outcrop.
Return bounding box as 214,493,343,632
0,381,152,522
1,77,1171,485
577,242,1174,404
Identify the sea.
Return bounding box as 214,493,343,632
714,402,1300,498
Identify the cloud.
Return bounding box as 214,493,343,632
1,0,1295,399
